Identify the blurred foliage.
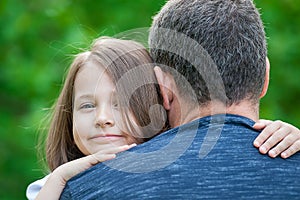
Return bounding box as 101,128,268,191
0,0,299,199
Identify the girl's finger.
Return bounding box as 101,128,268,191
268,133,296,158
253,120,282,148
253,119,273,130
94,143,137,158
259,125,290,154
281,140,300,159
88,153,117,164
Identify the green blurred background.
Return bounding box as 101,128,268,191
1,0,299,199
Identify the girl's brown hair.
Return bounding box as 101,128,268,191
46,37,167,171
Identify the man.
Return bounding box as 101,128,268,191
60,0,300,199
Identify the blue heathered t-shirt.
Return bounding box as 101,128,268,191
60,114,300,199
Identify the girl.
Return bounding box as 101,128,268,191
26,37,300,200
27,37,167,200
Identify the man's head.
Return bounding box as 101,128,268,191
149,0,269,111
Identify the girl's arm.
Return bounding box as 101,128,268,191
253,120,300,158
35,144,136,200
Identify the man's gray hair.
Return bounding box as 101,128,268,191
149,0,267,106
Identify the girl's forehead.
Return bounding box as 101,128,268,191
73,62,131,110
74,62,113,89
78,60,107,74
75,61,109,81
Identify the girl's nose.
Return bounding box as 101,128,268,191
95,108,115,128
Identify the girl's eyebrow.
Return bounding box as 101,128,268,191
76,94,94,100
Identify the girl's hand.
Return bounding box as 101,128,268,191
55,143,137,183
35,143,136,200
253,120,300,158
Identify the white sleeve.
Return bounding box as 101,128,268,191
26,174,50,200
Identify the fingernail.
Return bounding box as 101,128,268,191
260,146,267,154
130,143,137,147
269,150,276,158
253,141,260,147
281,152,287,158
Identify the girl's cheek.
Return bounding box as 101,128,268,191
74,111,94,130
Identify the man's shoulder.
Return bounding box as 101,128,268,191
61,114,300,199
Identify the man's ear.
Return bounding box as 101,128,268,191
154,66,173,110
260,57,270,98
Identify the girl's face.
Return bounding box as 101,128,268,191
72,61,137,155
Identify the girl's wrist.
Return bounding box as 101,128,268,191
50,166,68,187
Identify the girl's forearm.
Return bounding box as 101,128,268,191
35,171,66,200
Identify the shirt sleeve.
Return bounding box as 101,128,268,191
26,174,50,200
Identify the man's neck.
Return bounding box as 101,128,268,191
171,100,259,128
225,101,259,122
